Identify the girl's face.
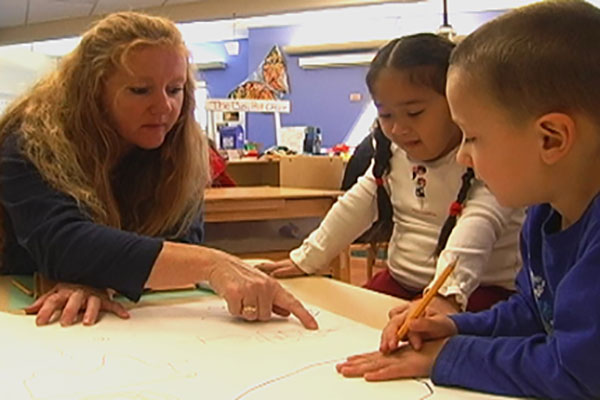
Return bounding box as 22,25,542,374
102,44,187,154
372,67,461,161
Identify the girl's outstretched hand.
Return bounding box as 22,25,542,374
24,283,129,327
257,258,308,278
381,296,459,353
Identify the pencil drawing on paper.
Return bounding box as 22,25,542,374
0,299,443,400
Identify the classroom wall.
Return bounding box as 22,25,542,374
0,7,524,162
0,8,508,148
0,47,55,113
198,39,249,99
199,9,508,150
198,25,369,149
245,26,370,149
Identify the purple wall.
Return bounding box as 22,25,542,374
246,26,370,149
198,39,249,98
199,10,508,150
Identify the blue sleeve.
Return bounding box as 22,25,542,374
171,213,204,245
450,234,545,337
432,241,600,399
450,268,545,337
1,136,162,301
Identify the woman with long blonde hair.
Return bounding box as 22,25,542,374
0,11,317,329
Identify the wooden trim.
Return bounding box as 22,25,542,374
205,198,335,222
204,186,342,201
284,40,387,55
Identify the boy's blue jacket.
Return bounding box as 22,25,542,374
433,195,600,400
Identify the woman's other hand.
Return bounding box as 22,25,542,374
24,283,129,326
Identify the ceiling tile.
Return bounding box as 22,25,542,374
28,0,94,24
94,0,165,15
0,0,28,28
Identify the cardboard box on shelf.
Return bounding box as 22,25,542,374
226,155,345,190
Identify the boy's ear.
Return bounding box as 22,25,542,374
535,112,575,165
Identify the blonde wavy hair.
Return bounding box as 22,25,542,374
0,11,210,243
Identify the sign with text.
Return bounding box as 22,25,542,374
205,98,290,113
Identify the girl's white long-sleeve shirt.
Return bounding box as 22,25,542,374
290,145,524,308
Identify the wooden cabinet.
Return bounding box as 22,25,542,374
203,186,350,281
225,155,345,190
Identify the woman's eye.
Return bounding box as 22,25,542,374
463,136,476,144
378,113,391,120
128,87,149,95
168,87,184,95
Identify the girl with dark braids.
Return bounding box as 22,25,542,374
261,33,523,316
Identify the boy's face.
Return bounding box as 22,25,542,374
446,67,544,208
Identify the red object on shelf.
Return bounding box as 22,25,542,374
209,147,236,187
244,149,259,157
331,143,350,154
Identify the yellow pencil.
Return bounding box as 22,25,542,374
10,278,34,297
397,258,458,340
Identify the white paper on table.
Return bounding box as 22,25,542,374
0,300,514,400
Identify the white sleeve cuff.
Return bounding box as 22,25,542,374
436,285,469,311
289,244,323,275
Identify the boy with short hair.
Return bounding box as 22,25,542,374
336,1,600,399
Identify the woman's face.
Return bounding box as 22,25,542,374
102,44,187,153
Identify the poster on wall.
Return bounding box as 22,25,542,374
228,45,290,100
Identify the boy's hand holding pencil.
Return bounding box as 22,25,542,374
380,260,459,353
381,310,458,353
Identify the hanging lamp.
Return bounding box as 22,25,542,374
437,0,457,40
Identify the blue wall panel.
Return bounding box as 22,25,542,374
246,26,370,149
198,9,507,150
199,38,249,98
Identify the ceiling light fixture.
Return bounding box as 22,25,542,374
436,0,456,41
